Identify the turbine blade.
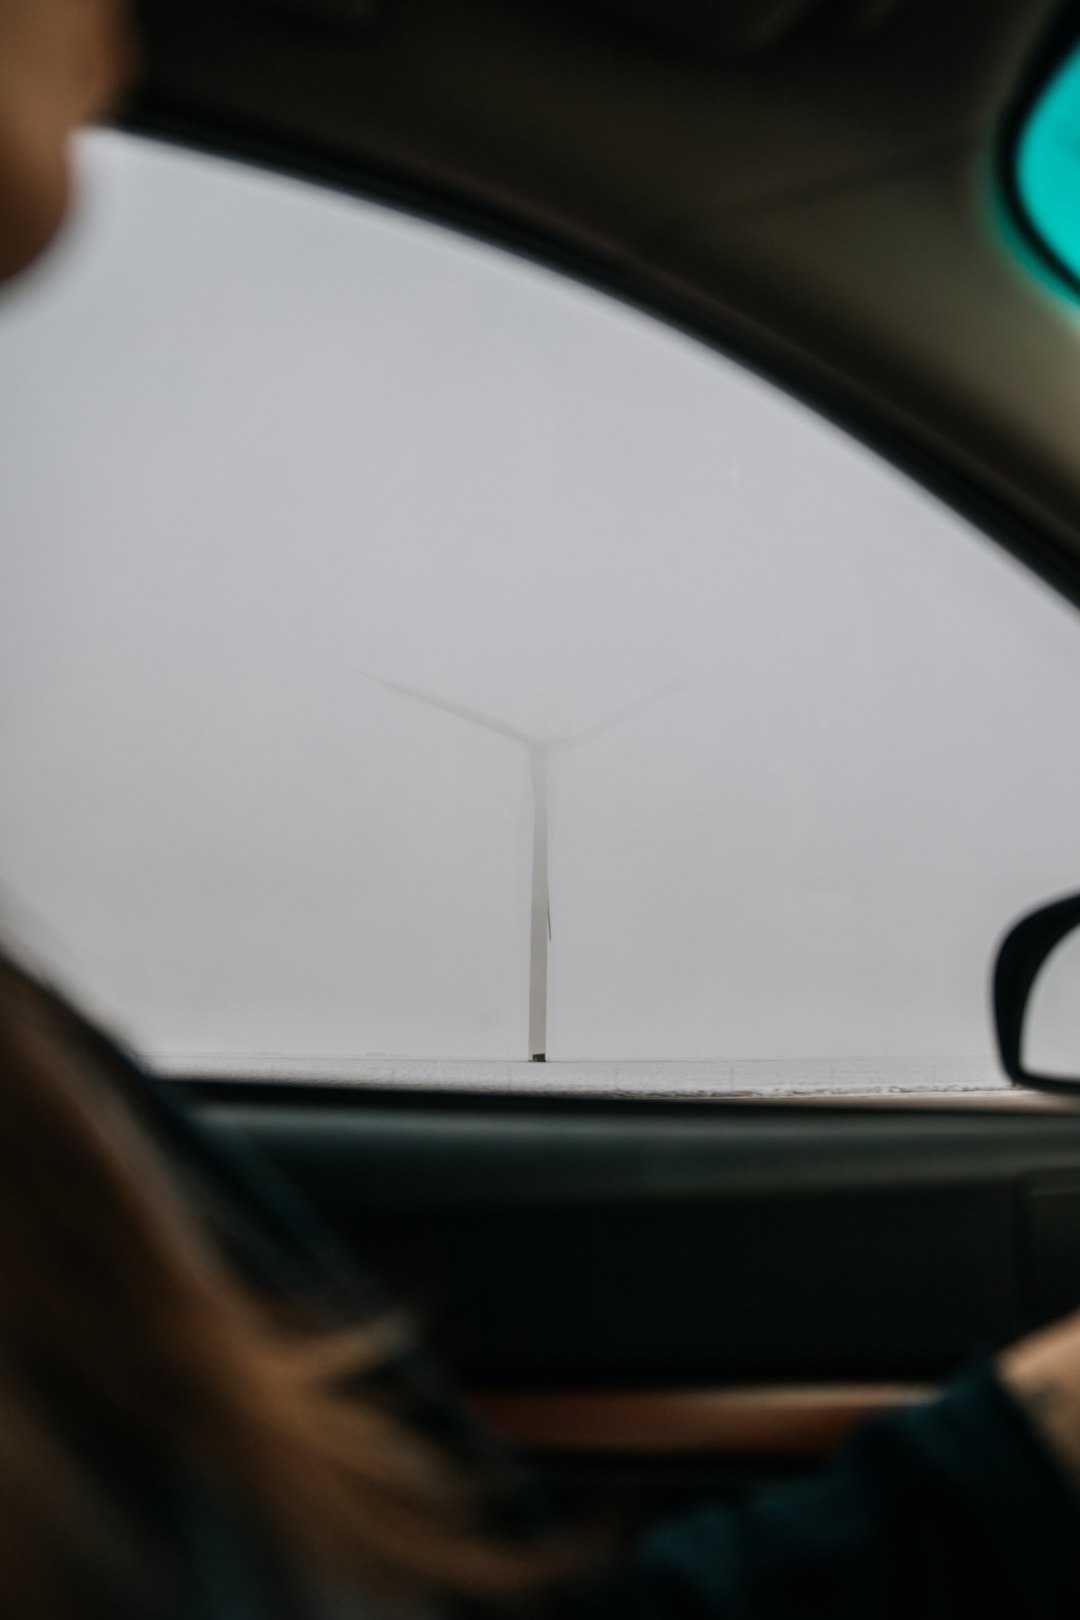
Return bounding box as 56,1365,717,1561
549,674,688,751
353,668,532,744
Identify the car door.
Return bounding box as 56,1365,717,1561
4,105,1080,1522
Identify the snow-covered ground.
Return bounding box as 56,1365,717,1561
162,1053,1015,1100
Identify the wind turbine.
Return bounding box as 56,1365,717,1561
353,669,684,1059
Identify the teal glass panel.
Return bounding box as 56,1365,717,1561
1016,37,1080,290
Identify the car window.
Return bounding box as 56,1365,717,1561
1012,27,1080,299
2,130,1080,1099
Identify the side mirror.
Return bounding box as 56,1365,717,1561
995,893,1080,1096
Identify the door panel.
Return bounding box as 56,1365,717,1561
187,1085,1080,1429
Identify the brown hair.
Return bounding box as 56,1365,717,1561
0,953,556,1618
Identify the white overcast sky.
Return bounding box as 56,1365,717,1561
2,130,1080,1084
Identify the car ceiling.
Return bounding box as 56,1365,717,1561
131,0,1080,594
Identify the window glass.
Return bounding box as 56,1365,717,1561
2,131,1080,1096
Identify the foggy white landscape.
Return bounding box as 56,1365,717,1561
1,132,1079,1096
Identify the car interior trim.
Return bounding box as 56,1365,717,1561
473,1384,932,1458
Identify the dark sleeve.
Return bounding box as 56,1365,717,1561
570,1366,1080,1620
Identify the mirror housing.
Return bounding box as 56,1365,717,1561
994,892,1080,1097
